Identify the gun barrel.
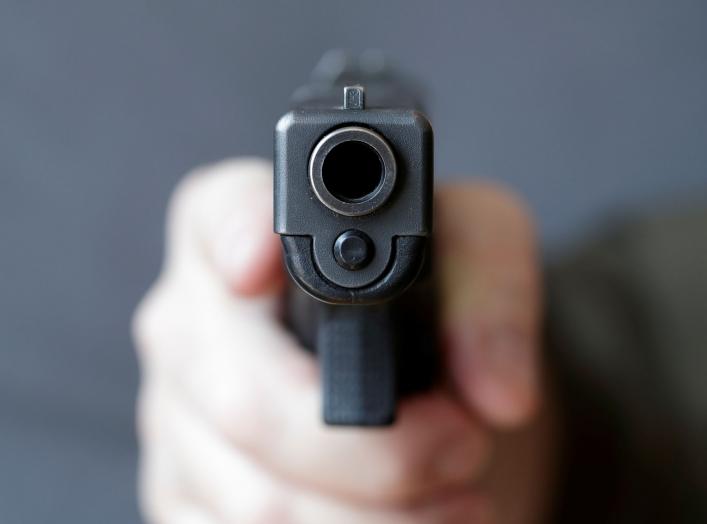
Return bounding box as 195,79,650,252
275,54,436,425
309,125,397,217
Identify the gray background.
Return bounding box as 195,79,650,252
1,1,706,522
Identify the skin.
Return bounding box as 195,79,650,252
132,158,558,524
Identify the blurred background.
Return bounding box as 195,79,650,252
1,1,706,522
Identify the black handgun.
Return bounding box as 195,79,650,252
274,52,436,426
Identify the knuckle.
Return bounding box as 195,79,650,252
247,494,291,524
137,458,171,524
135,383,161,445
164,163,225,245
207,378,267,449
131,279,175,360
167,158,271,231
366,448,428,505
141,492,172,524
167,166,211,225
138,481,161,524
216,469,291,524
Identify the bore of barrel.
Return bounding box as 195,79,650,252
321,141,383,203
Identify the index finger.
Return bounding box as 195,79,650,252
437,182,542,428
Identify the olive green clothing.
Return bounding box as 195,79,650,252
547,204,707,522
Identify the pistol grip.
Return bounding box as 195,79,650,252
317,305,396,426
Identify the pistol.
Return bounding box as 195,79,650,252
274,52,436,426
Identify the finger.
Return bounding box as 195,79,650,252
139,396,226,524
154,378,491,524
138,380,198,524
169,505,225,524
436,182,542,428
166,157,283,296
136,277,491,506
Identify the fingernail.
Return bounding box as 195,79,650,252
449,323,537,427
476,328,537,426
212,215,263,284
446,323,480,403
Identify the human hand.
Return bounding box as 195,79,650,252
133,158,556,523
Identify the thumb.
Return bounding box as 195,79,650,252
166,157,283,296
436,182,542,428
